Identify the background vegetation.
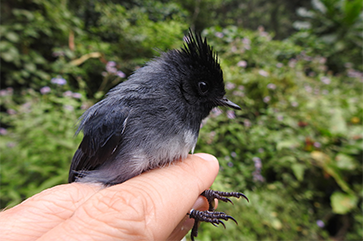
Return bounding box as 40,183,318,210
1,0,362,240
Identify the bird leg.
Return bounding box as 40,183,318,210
188,189,249,241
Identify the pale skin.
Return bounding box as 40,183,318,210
0,153,219,241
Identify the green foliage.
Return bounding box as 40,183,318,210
0,0,82,88
194,26,362,240
89,1,187,60
0,0,187,97
175,0,312,39
291,0,363,72
194,187,330,240
0,84,84,207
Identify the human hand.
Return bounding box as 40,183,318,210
0,153,219,240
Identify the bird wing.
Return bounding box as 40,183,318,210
68,102,130,183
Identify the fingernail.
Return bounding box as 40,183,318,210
181,217,194,232
192,196,209,210
194,153,217,162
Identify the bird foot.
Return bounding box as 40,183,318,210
188,189,248,241
188,209,237,240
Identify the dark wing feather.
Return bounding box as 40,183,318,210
68,101,130,183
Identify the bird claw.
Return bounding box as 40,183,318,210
201,189,249,211
188,189,248,241
189,209,237,241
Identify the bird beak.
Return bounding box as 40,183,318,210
218,98,241,110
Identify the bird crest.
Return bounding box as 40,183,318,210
181,30,221,73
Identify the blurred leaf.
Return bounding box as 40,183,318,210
324,163,353,194
291,163,305,181
271,218,283,230
5,32,19,42
24,62,36,72
296,8,314,18
312,0,327,13
0,45,20,62
331,191,358,214
343,0,363,25
320,34,338,44
311,151,330,166
293,21,312,30
329,109,347,135
277,139,300,150
335,153,357,170
311,151,353,194
280,156,297,163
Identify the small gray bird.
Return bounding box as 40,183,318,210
69,30,248,240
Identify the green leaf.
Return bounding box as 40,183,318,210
276,139,300,150
312,0,327,13
296,7,314,18
320,34,338,44
291,163,305,181
311,151,353,194
0,41,9,51
5,32,19,43
24,62,36,72
325,163,353,194
279,156,297,163
293,21,311,30
0,45,20,63
331,191,358,214
343,0,363,25
335,153,357,170
329,108,347,135
0,51,15,62
271,218,283,230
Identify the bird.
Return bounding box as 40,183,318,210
69,29,248,240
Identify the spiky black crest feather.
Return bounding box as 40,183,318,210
181,29,221,73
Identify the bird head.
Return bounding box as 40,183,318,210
165,30,240,118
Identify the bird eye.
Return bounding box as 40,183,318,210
198,81,209,94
